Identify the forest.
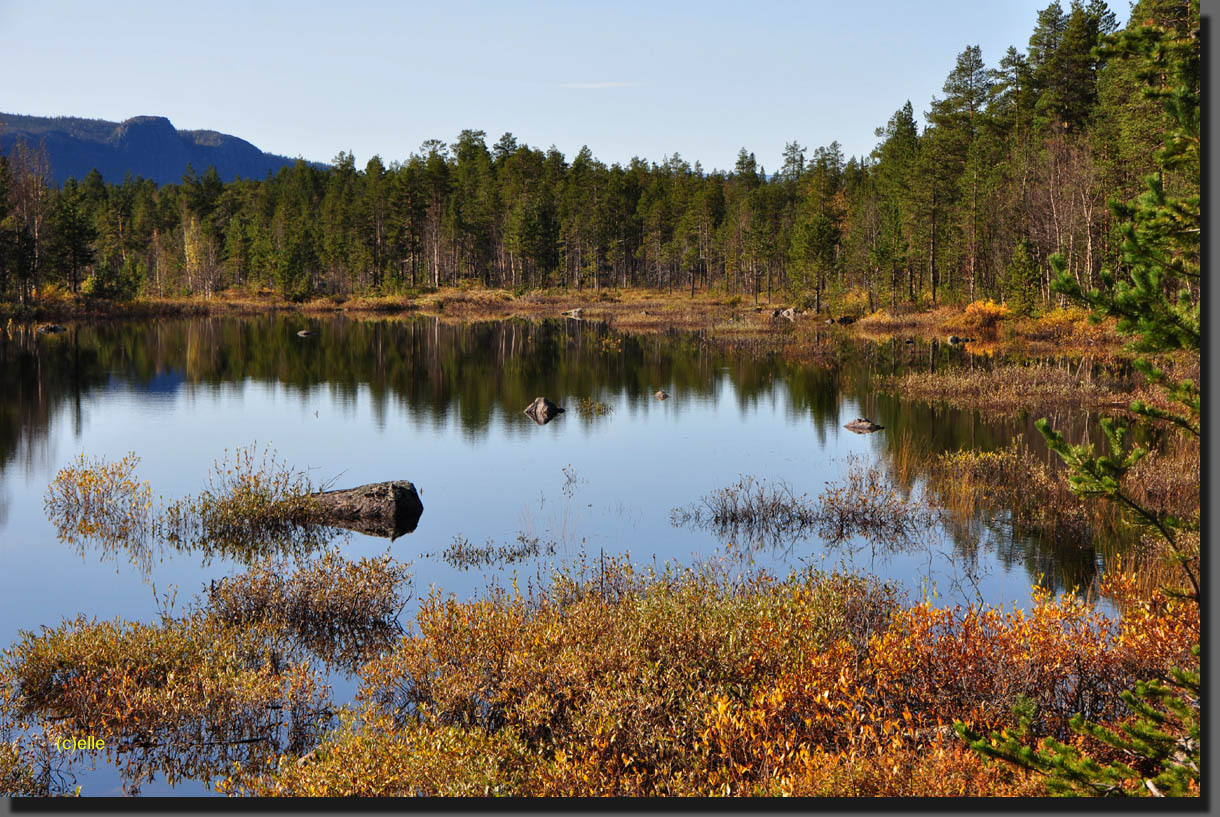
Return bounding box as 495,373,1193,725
0,0,1198,317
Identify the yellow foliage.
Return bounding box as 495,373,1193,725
959,299,1011,331
216,560,1196,797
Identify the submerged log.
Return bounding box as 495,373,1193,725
311,480,423,540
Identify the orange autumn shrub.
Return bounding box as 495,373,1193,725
220,560,1196,797
687,580,1196,796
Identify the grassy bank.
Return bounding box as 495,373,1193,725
2,287,1127,350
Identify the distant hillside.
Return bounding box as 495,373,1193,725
0,113,314,186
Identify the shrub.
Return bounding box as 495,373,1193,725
213,559,1195,797
160,444,338,562
204,550,412,672
960,299,1011,332
44,452,154,570
1,612,331,793
831,287,871,318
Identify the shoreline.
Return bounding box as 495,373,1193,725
2,285,1129,357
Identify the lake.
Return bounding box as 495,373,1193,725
0,313,1122,794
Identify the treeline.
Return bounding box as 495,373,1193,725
0,0,1197,313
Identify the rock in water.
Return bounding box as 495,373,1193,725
311,480,423,540
524,396,565,425
844,417,884,433
297,329,314,337
655,390,669,400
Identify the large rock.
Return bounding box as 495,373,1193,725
311,480,423,540
524,396,565,425
844,417,884,434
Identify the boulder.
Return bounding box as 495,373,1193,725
844,417,884,433
524,396,565,425
311,480,423,540
779,307,796,321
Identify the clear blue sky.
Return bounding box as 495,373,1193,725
2,0,1130,172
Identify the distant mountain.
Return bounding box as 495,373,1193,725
0,113,314,186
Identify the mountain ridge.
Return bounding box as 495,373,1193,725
0,112,317,186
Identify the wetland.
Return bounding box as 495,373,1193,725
0,310,1196,795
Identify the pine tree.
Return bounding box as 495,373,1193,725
1035,0,1199,600
957,0,1201,797
957,652,1200,796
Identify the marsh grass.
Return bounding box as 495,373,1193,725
43,445,345,569
574,396,613,418
440,534,558,571
815,457,940,547
1124,435,1200,528
672,463,937,551
876,362,1131,414
925,436,1097,544
670,476,818,547
161,445,338,561
915,426,1198,555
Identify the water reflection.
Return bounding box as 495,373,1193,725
0,312,1153,795
1,314,1129,597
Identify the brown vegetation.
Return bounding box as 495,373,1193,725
0,549,413,794
43,445,343,569
1,611,331,794
215,560,1196,797
671,463,936,550
875,362,1132,414
204,551,412,672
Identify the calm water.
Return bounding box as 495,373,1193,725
0,313,1120,794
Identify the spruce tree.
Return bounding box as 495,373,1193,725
958,0,1201,797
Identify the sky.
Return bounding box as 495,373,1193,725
1,0,1135,173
